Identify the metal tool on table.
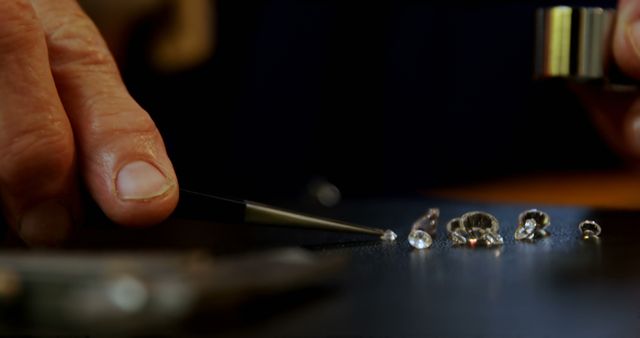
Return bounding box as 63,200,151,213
174,189,395,240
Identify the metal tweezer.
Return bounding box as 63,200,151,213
173,189,388,237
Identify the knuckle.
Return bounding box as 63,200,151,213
85,104,161,145
0,125,73,195
0,0,43,50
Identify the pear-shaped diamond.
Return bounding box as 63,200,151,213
515,219,537,241
450,229,468,246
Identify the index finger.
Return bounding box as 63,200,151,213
614,0,640,78
32,0,179,226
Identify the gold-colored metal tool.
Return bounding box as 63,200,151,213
175,189,392,238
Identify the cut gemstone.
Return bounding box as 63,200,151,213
447,213,504,248
515,219,537,241
412,208,440,236
579,220,601,238
380,229,397,241
408,229,433,249
582,229,598,239
482,230,504,247
450,229,468,246
518,209,550,231
460,212,499,233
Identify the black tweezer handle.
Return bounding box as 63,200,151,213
172,189,247,224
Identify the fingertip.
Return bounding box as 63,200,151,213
621,97,640,157
614,2,640,79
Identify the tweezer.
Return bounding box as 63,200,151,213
173,189,387,237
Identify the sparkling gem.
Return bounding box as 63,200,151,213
515,219,537,241
518,209,550,230
446,218,462,233
412,208,440,236
448,212,504,248
450,229,468,246
481,230,504,247
516,209,551,242
380,229,397,241
465,227,504,247
408,229,433,249
460,211,499,233
579,220,601,239
582,230,597,239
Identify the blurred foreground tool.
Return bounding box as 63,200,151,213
0,249,347,332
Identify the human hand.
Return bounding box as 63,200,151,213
0,0,179,246
575,1,640,161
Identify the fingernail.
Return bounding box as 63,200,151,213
627,20,640,59
19,200,72,246
116,161,172,201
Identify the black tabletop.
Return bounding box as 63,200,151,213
3,197,640,337
204,198,640,338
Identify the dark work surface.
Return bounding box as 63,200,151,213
62,198,640,337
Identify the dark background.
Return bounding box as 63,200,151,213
122,0,620,201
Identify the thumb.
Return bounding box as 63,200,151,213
614,0,640,78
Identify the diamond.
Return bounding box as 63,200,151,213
579,220,601,239
460,211,499,234
450,229,468,246
481,230,504,247
448,212,504,248
380,229,397,241
408,229,433,249
582,230,597,239
411,208,440,236
515,219,537,241
464,227,504,247
516,209,551,242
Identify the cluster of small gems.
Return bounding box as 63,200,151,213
447,211,503,248
515,209,551,242
399,208,601,248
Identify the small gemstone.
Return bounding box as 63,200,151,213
450,229,468,246
482,231,504,247
380,229,398,241
515,219,537,241
579,220,601,237
465,227,486,247
467,227,485,240
408,229,433,249
412,208,440,236
518,209,551,231
581,229,600,240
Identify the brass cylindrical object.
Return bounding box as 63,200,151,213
534,6,615,81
